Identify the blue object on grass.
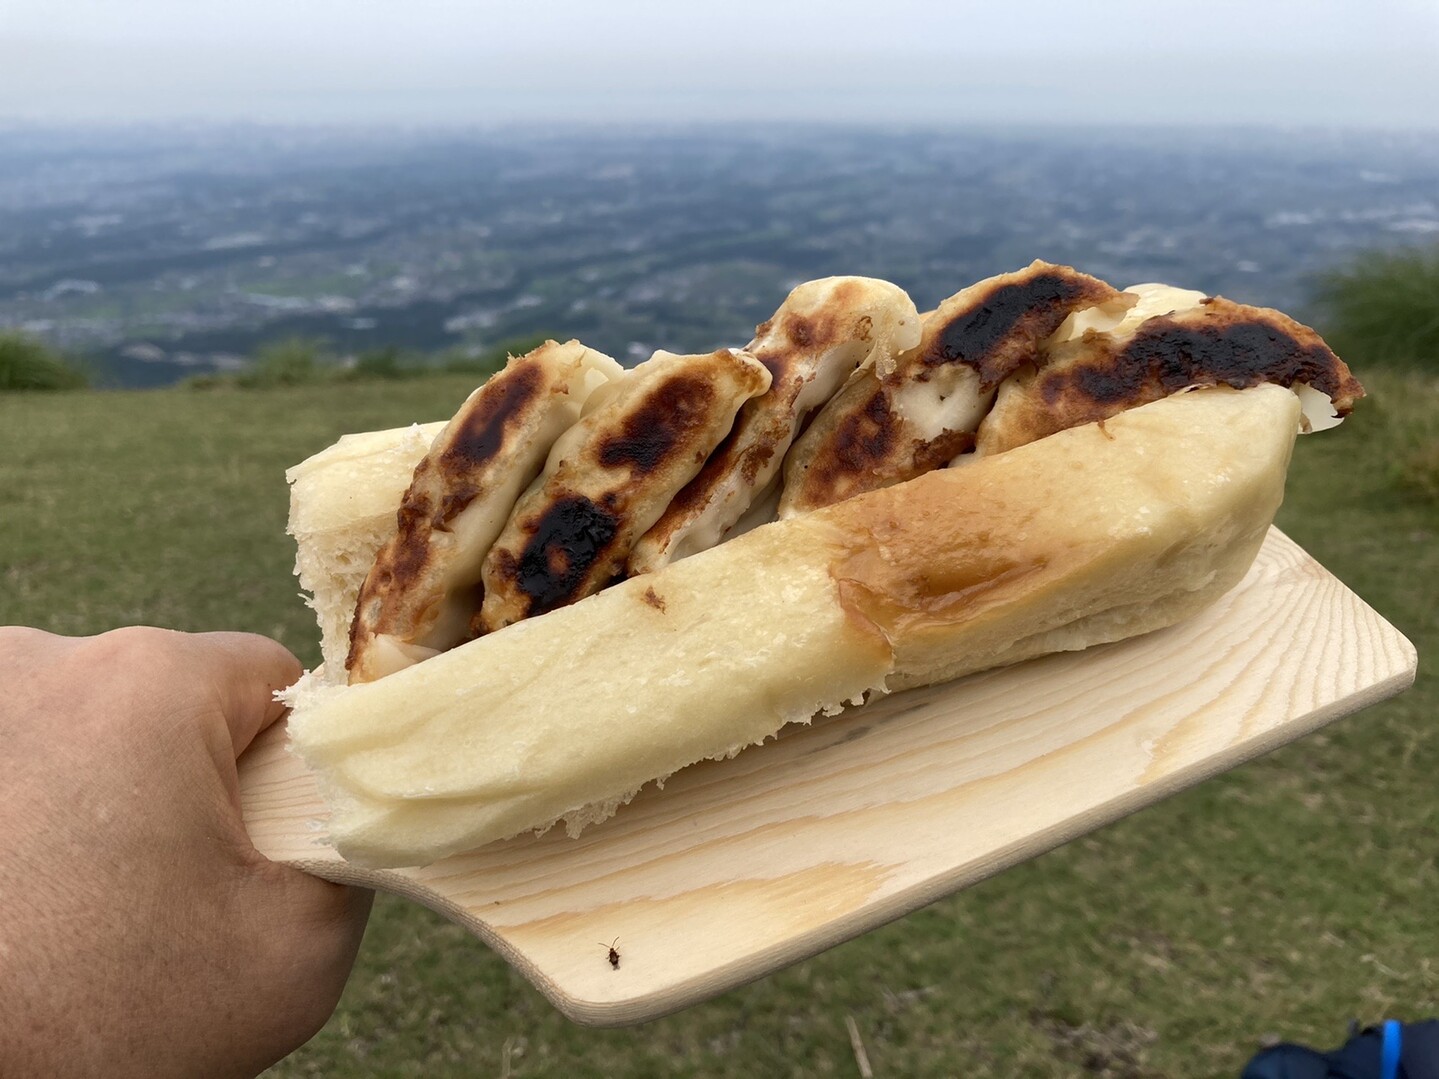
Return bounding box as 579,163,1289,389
1240,1019,1439,1078
1383,1020,1403,1079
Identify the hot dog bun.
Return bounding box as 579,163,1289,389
286,383,1301,867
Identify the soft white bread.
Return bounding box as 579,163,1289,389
285,384,1300,867
288,421,445,675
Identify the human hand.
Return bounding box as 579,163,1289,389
0,627,372,1078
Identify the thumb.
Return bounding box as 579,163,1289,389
189,632,304,757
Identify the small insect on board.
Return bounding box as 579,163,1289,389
602,939,620,971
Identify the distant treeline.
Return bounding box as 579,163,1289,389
1312,246,1439,372
0,332,91,392
178,335,549,390
0,333,549,393
5,244,1438,393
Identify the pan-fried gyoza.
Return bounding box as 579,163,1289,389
975,284,1365,456
778,261,1127,516
477,347,771,632
346,341,622,684
627,276,920,575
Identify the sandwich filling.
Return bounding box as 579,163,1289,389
333,264,1363,686
778,261,1128,516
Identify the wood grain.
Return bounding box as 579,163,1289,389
238,528,1416,1026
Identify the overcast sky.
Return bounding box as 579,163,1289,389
3,0,1437,128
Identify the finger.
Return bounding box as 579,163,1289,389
192,632,304,756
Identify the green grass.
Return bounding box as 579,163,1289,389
0,332,88,391
1,370,1435,1078
1314,245,1439,373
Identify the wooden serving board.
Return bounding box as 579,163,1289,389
238,528,1416,1027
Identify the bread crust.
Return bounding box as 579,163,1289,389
287,421,446,675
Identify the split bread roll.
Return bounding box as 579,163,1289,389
286,383,1301,868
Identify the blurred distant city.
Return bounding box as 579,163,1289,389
2,123,1437,387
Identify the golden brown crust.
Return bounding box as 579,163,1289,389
780,262,1124,515
346,341,615,683
910,262,1125,389
479,349,771,630
977,296,1365,456
628,277,919,574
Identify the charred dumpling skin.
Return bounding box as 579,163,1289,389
478,348,771,631
976,287,1366,457
627,276,920,575
779,261,1126,516
346,340,623,684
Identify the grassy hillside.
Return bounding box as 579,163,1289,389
1315,247,1439,374
2,372,1434,1078
0,332,88,391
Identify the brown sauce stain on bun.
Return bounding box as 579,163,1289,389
825,491,1052,649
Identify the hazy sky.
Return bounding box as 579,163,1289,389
3,0,1437,128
